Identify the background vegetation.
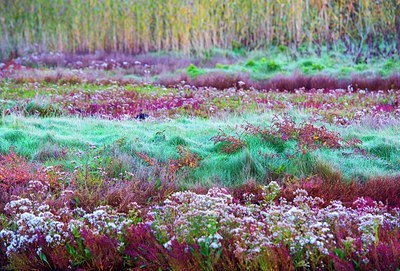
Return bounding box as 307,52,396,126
1,0,400,61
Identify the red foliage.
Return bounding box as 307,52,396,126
136,152,156,166
244,115,345,153
327,226,400,271
191,72,250,90
211,130,246,154
0,150,33,190
0,150,46,212
231,181,265,204
167,146,199,180
79,229,123,270
281,176,400,208
123,224,170,270
366,228,400,271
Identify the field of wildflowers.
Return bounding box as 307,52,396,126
0,159,399,270
0,52,400,270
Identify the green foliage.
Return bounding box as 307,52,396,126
301,60,313,67
355,63,367,71
67,227,92,267
231,40,245,55
259,58,281,73
340,67,353,76
278,45,289,53
300,60,324,73
245,60,257,68
151,130,167,143
187,64,205,79
215,63,229,69
168,136,188,146
25,100,63,117
383,59,395,70
263,136,286,153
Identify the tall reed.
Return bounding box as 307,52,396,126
0,0,398,59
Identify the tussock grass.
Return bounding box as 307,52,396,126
0,113,398,186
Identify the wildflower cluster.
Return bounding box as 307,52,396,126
0,193,140,270
149,183,400,269
2,81,399,122
1,177,400,270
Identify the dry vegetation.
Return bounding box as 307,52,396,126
1,0,400,60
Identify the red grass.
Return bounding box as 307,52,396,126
201,72,400,91
123,224,170,270
79,229,123,270
281,176,400,208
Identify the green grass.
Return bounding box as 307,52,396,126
2,48,399,89
161,49,400,82
216,50,400,80
0,112,399,187
187,64,206,79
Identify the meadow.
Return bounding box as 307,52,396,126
1,0,400,270
0,51,400,270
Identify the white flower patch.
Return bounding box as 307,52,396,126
0,192,137,257
151,186,400,265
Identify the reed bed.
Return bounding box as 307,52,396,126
1,0,399,60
